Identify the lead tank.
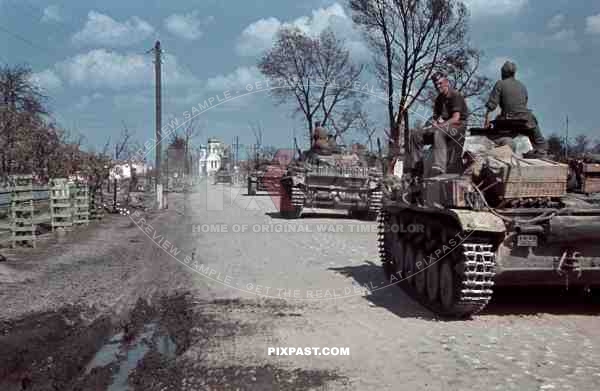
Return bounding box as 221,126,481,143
280,145,383,220
379,119,600,318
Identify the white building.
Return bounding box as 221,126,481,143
198,138,225,176
110,162,149,180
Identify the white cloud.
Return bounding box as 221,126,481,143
547,13,565,30
164,11,212,40
41,5,62,23
235,17,282,56
29,69,62,90
72,11,154,47
46,49,195,90
113,90,153,108
462,0,528,17
511,28,580,53
585,13,600,34
205,66,263,91
235,3,367,59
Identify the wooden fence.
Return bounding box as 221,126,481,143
0,176,105,248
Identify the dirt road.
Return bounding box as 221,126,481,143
1,181,600,390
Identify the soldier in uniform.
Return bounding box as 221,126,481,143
405,72,469,177
312,122,331,152
484,61,548,156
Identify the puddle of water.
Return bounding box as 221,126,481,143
84,322,177,391
84,333,124,374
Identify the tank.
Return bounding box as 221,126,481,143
214,155,233,185
379,119,600,318
280,144,383,220
247,150,294,196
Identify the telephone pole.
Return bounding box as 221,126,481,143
565,115,569,160
234,136,239,167
152,40,163,207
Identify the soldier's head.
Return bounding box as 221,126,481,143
501,61,517,79
432,72,450,95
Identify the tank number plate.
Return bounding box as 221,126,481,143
517,234,538,247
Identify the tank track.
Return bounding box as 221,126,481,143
291,186,305,207
368,190,383,215
378,209,497,318
279,185,304,219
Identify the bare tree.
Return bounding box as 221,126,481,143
350,0,488,150
182,118,203,178
573,134,590,156
349,0,400,137
258,27,365,140
328,101,365,145
248,120,263,167
109,124,132,207
356,111,378,151
0,64,48,175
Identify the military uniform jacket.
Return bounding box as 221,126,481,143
486,77,537,128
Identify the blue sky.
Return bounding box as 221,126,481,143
1,0,599,158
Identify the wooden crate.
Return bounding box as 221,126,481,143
487,157,568,199
50,178,72,231
10,175,36,248
89,187,104,220
71,182,90,226
423,174,473,208
582,163,600,194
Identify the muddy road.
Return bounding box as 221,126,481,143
1,182,600,390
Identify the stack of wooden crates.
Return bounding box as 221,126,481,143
89,185,104,221
50,178,72,232
70,181,90,226
10,175,36,248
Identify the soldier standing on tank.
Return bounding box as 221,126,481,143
405,72,469,177
483,60,548,156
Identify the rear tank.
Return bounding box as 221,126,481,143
280,146,383,220
247,150,294,196
379,123,600,318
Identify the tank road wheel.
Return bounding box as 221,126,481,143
439,260,458,314
426,260,440,303
403,241,415,285
392,239,405,284
414,248,427,297
248,179,257,195
437,242,497,318
386,211,499,318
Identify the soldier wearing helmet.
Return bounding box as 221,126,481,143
484,60,548,155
